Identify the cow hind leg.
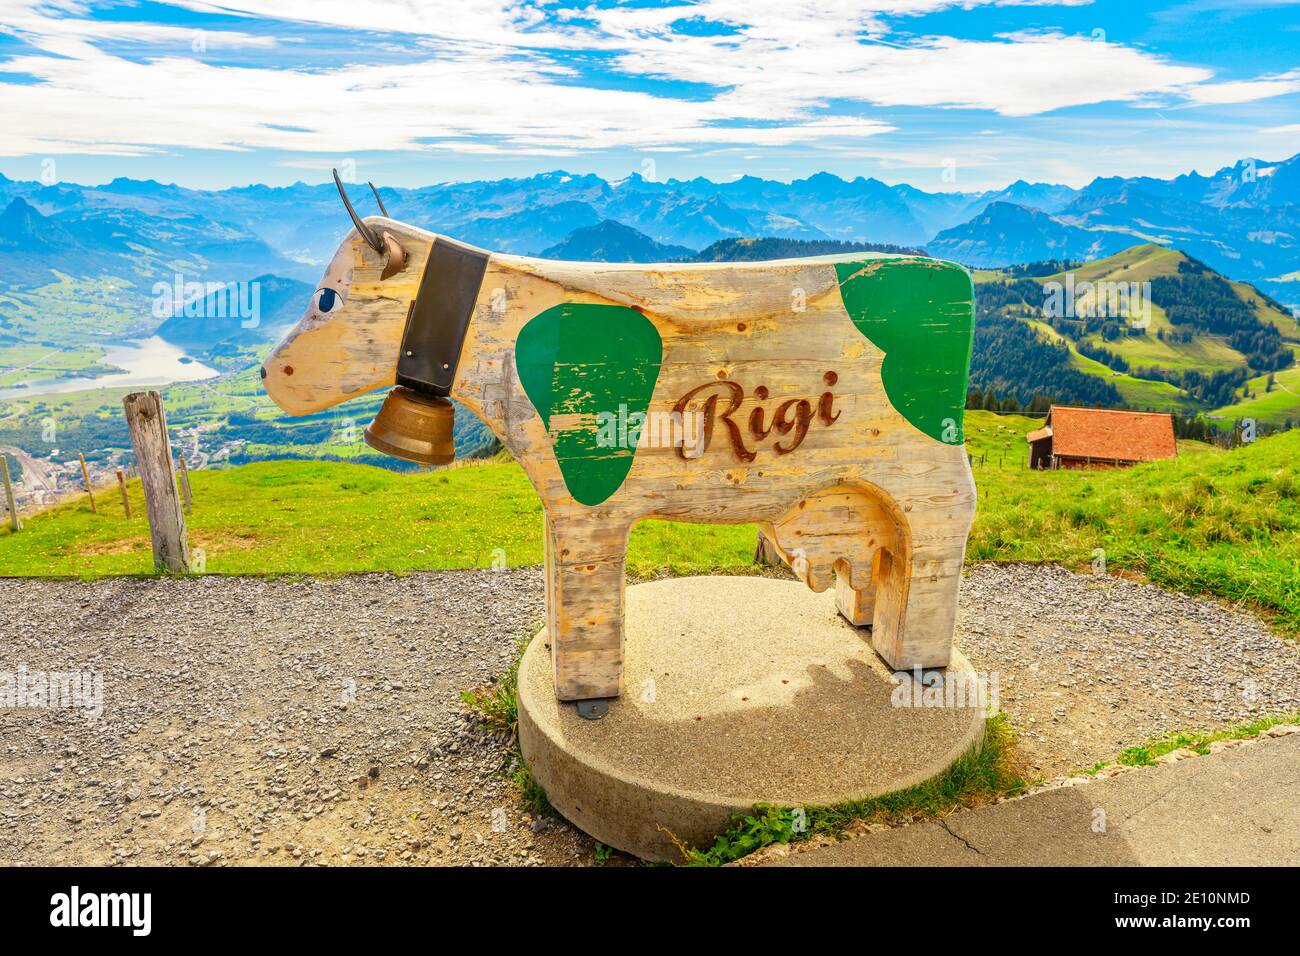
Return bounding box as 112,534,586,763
768,485,965,670
869,543,964,671
834,551,880,626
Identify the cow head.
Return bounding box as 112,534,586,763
262,172,485,464
261,170,426,416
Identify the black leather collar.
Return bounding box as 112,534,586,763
396,237,489,397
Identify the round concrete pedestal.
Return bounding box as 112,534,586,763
518,576,986,861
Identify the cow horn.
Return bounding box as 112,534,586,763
333,168,383,254
368,181,390,218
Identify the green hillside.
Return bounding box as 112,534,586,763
1025,316,1196,411
3,410,1298,634
974,244,1300,424
1039,246,1250,377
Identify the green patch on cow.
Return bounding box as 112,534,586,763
516,303,663,506
835,258,974,445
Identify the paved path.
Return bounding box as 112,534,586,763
767,732,1300,866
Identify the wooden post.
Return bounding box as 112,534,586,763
78,452,97,513
123,391,190,572
1,456,20,532
177,454,193,515
754,529,782,566
116,468,131,518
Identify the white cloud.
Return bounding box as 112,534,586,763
1184,70,1300,105
0,0,1290,160
607,27,1211,118
0,33,892,156
0,1,277,52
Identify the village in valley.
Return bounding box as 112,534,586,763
0,419,242,513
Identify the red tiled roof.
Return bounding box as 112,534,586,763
1041,405,1177,462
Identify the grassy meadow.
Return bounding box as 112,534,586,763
2,409,1298,634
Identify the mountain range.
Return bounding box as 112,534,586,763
1,152,1296,309
153,274,313,349
1,152,1298,417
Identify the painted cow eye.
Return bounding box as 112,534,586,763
313,287,343,314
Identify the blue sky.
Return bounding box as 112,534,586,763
0,0,1297,191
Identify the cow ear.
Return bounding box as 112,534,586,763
516,303,663,506
380,233,406,280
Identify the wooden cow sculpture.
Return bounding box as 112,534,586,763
263,177,977,706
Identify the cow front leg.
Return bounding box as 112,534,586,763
544,512,631,706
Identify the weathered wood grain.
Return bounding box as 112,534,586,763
177,454,193,515
78,452,96,514
123,391,190,573
116,468,131,519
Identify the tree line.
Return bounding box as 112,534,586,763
1150,258,1293,372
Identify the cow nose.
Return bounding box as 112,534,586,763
259,365,267,380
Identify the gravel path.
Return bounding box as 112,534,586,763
958,564,1300,775
0,569,595,866
1,564,1297,865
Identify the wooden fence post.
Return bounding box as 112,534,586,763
116,468,132,519
177,454,193,515
78,452,97,513
123,391,190,572
1,456,20,532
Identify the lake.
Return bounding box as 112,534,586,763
0,337,220,400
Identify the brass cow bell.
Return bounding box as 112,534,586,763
364,386,455,465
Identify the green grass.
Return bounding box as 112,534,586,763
1084,329,1246,375
963,414,1300,634
460,635,556,819
677,713,1027,866
1056,330,1197,412
1083,711,1300,772
459,638,526,738
4,410,1299,637
0,457,757,578
1025,317,1196,411
0,344,114,388
1213,347,1300,425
